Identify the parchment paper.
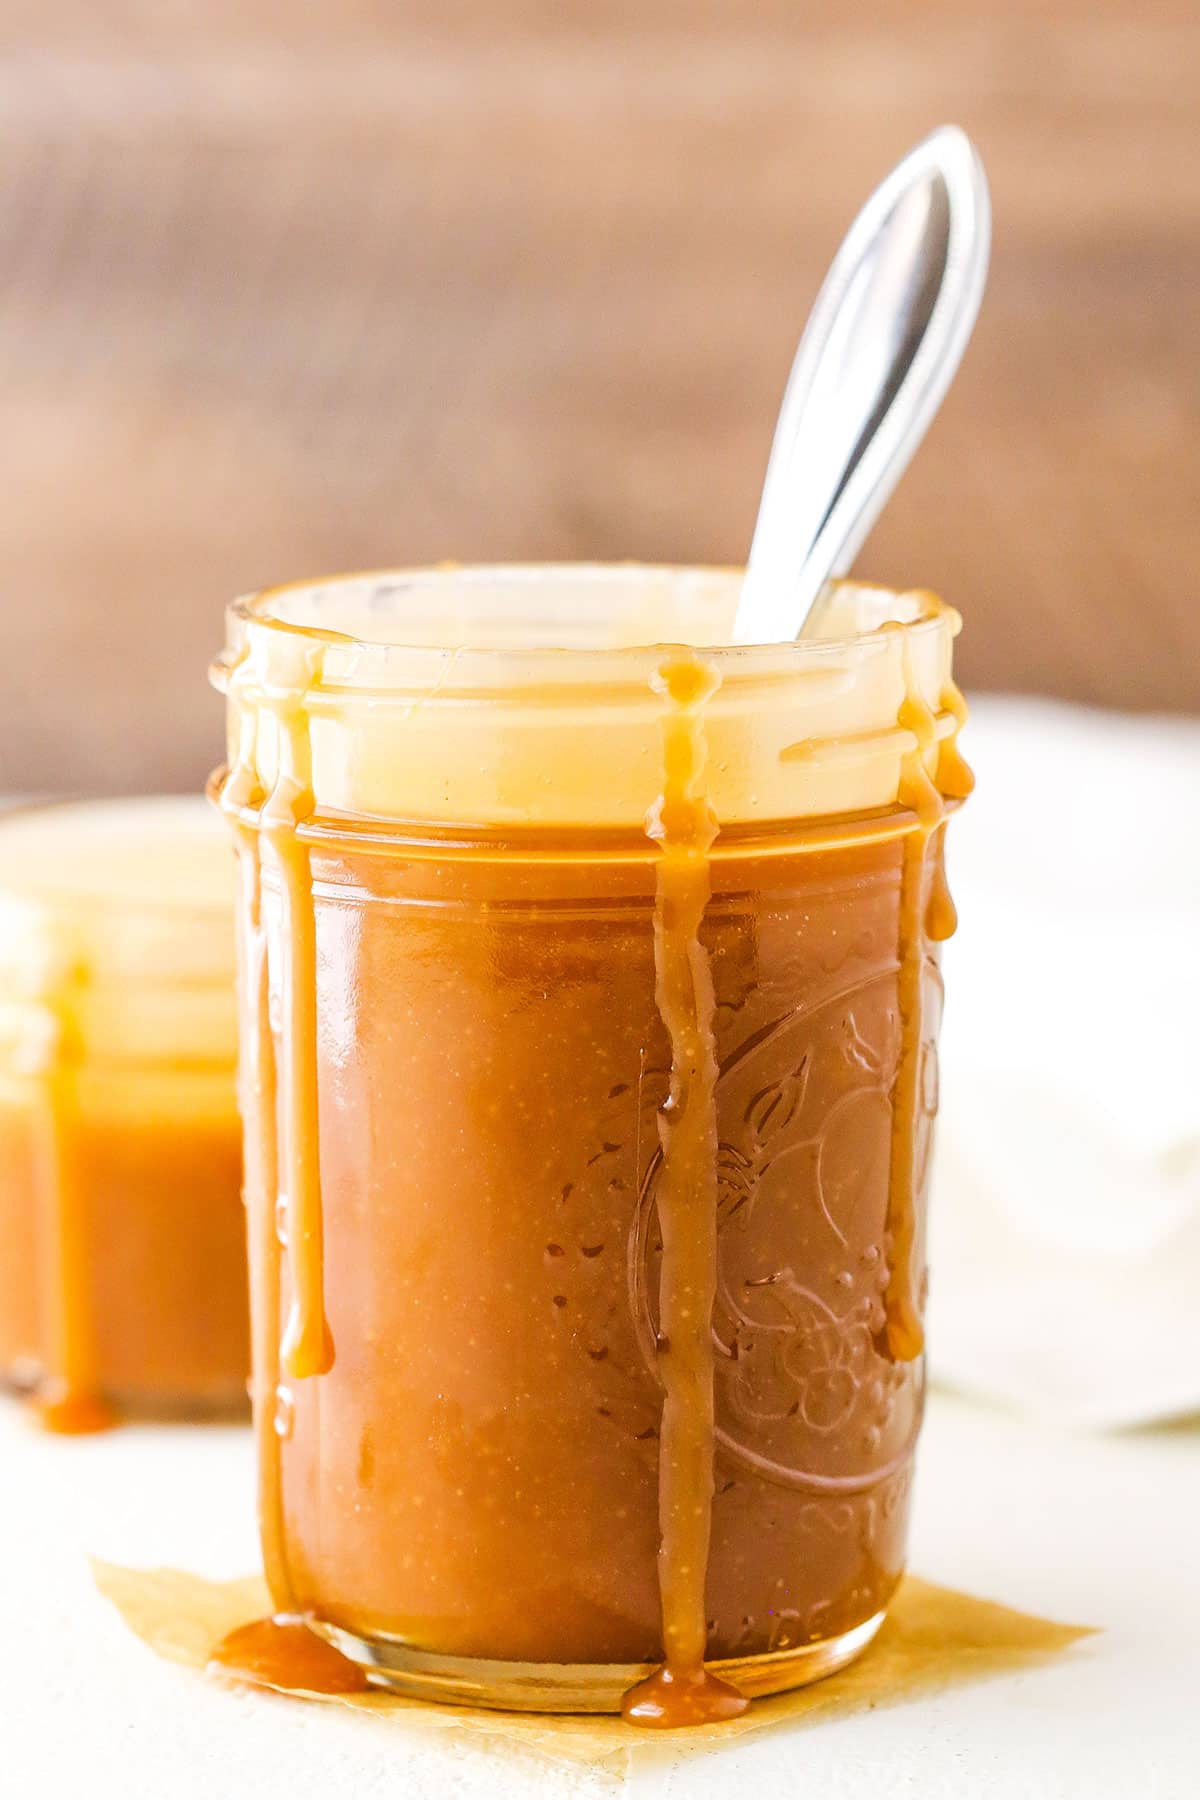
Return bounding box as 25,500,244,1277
92,1560,1094,1781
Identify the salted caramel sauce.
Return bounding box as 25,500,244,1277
879,628,949,1365
213,651,333,1665
31,987,117,1435
0,800,245,1432
210,1614,370,1696
220,702,292,1605
34,1391,118,1435
620,651,748,1727
256,660,332,1386
935,675,975,803
213,571,969,1726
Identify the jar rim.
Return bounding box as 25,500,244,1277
212,566,964,837
0,796,235,922
213,564,959,698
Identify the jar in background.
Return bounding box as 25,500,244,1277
212,566,970,1720
0,798,247,1431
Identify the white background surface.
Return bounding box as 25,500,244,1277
3,1391,1197,1798
928,700,1200,1430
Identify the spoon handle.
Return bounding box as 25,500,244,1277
734,126,991,645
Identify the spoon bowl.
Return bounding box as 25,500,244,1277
733,126,991,645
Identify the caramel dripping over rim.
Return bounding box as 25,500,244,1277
213,652,378,1690
216,647,331,1620
621,650,748,1728
880,623,972,1363
259,659,333,1385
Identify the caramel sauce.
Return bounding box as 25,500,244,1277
210,1615,370,1695
622,1660,749,1728
19,1092,245,1432
216,610,970,1728
259,676,332,1384
0,804,247,1433
879,637,968,1365
31,1007,116,1434
218,662,326,1629
225,744,292,1603
620,651,748,1727
925,826,958,945
34,1385,117,1436
935,677,975,803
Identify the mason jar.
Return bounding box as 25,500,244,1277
211,566,969,1716
0,798,247,1430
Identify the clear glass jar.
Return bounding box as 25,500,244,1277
212,566,969,1718
0,798,246,1430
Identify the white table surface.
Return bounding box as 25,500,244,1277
3,1390,1196,1798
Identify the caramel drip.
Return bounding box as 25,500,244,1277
221,645,330,1664
621,650,747,1729
935,677,975,802
925,825,958,944
882,634,965,1364
927,678,972,943
220,655,328,1620
224,773,292,1605
259,686,332,1383
210,1615,369,1696
32,977,116,1434
928,676,971,943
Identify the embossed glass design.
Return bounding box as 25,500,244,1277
212,566,967,1711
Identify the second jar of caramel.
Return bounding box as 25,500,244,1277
0,798,247,1430
212,565,970,1720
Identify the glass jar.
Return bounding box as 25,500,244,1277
211,566,970,1719
0,798,247,1430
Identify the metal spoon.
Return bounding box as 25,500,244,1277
732,125,991,645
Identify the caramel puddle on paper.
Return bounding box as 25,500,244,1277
92,1561,1095,1782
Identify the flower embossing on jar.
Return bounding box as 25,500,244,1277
629,949,942,1496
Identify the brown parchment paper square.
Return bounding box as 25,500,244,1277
92,1560,1095,1782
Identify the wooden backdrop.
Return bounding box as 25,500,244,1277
0,1,1197,793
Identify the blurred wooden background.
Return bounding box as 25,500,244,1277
0,1,1197,793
